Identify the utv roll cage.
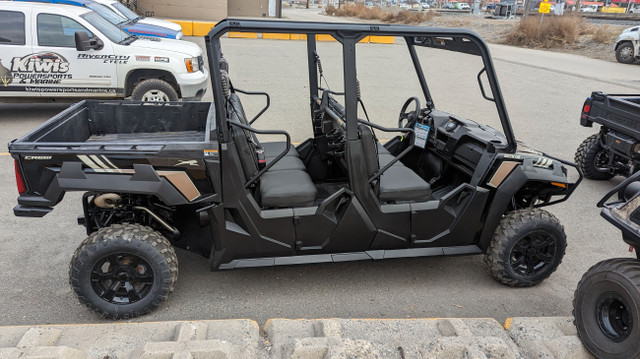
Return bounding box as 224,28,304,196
205,19,517,153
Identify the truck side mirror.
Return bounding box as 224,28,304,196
75,31,104,51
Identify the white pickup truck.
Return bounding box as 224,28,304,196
614,25,640,64
0,1,208,102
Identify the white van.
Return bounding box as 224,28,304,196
92,0,183,34
0,1,207,102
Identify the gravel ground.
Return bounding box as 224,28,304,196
321,9,632,62
428,15,628,62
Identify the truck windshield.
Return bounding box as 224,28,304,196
85,2,127,25
81,11,129,43
112,1,141,21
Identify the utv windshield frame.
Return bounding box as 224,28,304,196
205,19,516,152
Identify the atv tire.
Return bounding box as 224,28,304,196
575,134,615,181
485,209,566,287
131,79,178,102
69,224,178,319
573,258,640,359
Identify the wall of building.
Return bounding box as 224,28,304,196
228,0,271,17
137,0,227,21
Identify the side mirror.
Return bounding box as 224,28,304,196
75,31,104,51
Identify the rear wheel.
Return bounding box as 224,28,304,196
131,79,178,102
485,209,566,287
616,42,636,64
573,258,640,359
576,134,615,180
69,224,178,319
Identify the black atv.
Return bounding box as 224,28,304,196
9,20,581,319
576,91,640,180
574,171,640,358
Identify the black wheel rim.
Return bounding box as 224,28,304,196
510,231,557,277
594,149,611,173
91,253,154,305
596,292,632,342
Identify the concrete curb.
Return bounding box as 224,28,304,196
0,317,593,358
167,20,395,43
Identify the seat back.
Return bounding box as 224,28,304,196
359,125,380,178
221,68,259,183
229,108,260,182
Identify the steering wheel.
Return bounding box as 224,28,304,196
398,97,421,128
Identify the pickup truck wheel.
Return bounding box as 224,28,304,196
131,79,178,102
69,224,178,319
573,258,640,359
576,134,615,180
485,209,566,287
616,43,636,64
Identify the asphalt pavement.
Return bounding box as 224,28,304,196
1,13,640,328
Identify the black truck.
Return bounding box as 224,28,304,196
9,20,581,319
576,91,640,180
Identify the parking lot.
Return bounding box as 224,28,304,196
1,34,640,326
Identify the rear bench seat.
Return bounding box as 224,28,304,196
226,90,316,208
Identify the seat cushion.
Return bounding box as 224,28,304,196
377,143,391,155
262,142,298,157
379,166,431,202
261,170,317,208
265,155,306,171
379,153,403,167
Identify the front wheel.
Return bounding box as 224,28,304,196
616,43,636,64
575,134,615,181
485,209,566,287
69,224,178,319
131,79,179,102
573,258,640,359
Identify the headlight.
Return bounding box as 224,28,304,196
184,57,199,73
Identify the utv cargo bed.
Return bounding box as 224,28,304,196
12,100,214,149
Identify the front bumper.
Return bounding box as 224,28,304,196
176,68,208,101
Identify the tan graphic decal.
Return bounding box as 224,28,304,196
488,161,519,188
157,171,201,202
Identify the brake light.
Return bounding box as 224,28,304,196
14,160,27,194
583,98,592,114
581,98,592,120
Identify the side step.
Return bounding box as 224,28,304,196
218,245,482,269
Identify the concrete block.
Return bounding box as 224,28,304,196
369,36,395,44
0,317,595,359
283,338,330,359
229,32,258,39
131,320,259,359
22,346,85,359
192,21,217,36
315,34,336,42
263,33,291,40
266,318,520,359
507,317,593,359
421,337,517,359
16,327,62,347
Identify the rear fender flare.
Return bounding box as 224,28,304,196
56,162,189,206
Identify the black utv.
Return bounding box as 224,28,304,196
576,91,640,180
9,20,580,319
